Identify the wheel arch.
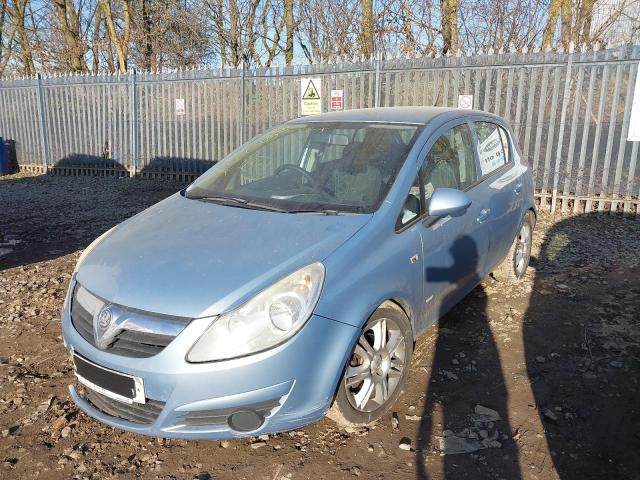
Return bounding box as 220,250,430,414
379,298,414,336
527,207,537,227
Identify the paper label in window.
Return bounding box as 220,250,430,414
478,129,505,175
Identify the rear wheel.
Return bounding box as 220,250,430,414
492,211,534,282
327,306,413,426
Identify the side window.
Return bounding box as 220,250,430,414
396,175,421,229
475,121,509,176
420,123,476,208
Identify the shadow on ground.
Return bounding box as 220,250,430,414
415,235,521,479
410,213,639,479
0,171,187,271
522,213,640,479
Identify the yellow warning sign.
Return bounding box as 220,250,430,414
301,78,322,115
303,80,320,99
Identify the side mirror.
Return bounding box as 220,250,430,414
428,188,472,218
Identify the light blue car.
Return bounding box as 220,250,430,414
62,107,535,439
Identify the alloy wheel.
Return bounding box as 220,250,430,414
345,317,407,413
514,221,532,276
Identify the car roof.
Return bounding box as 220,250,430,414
287,106,504,126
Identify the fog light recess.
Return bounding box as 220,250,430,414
228,410,263,432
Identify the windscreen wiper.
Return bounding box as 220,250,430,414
190,194,290,213
286,208,347,215
243,200,290,213
188,194,247,204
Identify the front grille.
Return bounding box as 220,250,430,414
178,398,283,427
70,283,188,358
71,298,95,344
82,387,164,425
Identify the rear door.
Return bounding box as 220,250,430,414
471,120,525,271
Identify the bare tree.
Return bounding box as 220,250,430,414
7,0,35,74
401,0,416,54
0,0,16,76
129,1,208,71
441,0,458,53
579,0,595,44
560,0,571,48
459,0,547,52
542,0,563,48
360,0,374,58
284,0,294,64
53,0,88,72
140,0,155,71
99,0,130,73
541,0,634,49
91,4,113,73
297,0,360,62
1,0,638,75
205,0,285,68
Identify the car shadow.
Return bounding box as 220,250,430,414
0,169,187,272
415,235,522,479
522,213,640,479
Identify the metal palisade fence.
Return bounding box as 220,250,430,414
0,44,639,215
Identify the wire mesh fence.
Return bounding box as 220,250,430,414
1,44,639,215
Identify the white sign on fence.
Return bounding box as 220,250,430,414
628,63,640,141
458,94,473,110
330,89,344,110
301,78,322,115
175,98,185,116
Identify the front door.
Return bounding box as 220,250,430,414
413,121,489,330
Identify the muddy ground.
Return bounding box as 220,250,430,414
1,172,639,480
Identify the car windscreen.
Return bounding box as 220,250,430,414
185,122,422,214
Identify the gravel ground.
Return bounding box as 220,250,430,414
1,172,639,480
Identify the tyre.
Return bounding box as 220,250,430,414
492,210,535,282
327,306,413,426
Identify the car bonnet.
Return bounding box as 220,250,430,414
75,193,371,318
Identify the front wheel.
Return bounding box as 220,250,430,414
492,210,535,282
327,306,413,426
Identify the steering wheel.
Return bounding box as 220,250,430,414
274,164,339,200
274,164,316,185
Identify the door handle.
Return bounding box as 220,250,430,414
477,208,491,223
514,183,523,194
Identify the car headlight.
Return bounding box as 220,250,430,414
187,263,325,362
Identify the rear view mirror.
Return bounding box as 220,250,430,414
428,188,472,218
309,133,349,146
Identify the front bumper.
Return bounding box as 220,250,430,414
61,289,358,440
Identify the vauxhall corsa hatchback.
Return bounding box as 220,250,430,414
62,107,535,438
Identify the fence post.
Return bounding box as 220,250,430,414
129,69,138,176
551,46,574,215
374,51,381,108
240,59,246,144
35,73,50,172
